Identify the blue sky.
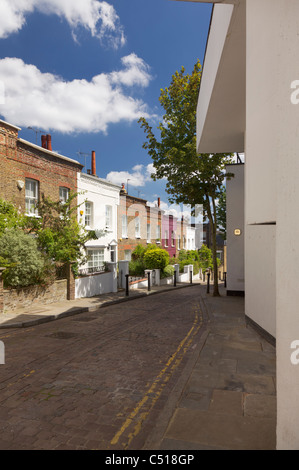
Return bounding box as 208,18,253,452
0,0,212,212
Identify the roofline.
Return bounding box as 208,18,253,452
0,119,21,131
18,138,82,167
79,172,122,190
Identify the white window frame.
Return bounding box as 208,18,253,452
85,201,93,228
156,224,161,241
165,229,169,247
25,178,39,216
171,230,175,247
87,248,104,272
105,205,112,231
59,186,69,204
147,223,151,242
135,216,140,238
124,250,131,261
122,215,128,238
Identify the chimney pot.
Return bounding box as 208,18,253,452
91,151,96,176
46,134,52,151
158,197,160,208
41,135,47,149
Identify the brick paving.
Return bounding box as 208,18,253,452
0,286,207,450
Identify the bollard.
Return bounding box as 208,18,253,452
224,271,227,288
190,270,193,284
207,272,210,294
174,270,176,287
125,274,129,296
147,271,151,291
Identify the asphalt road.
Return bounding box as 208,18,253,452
0,286,207,450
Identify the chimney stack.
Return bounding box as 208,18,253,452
157,197,160,208
46,134,52,151
91,150,96,176
41,135,47,149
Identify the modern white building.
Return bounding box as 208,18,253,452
77,158,121,274
226,163,244,296
177,0,299,449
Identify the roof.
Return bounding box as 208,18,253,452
18,138,83,167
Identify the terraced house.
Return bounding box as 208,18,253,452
0,119,82,215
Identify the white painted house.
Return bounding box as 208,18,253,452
177,0,299,449
77,158,121,275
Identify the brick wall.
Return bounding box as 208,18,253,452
3,279,67,312
0,120,82,212
117,191,162,260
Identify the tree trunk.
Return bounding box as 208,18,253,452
206,196,220,297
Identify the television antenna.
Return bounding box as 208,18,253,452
27,126,44,144
76,151,90,173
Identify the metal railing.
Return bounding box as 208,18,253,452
78,265,105,276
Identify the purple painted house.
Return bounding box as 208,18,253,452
161,213,177,259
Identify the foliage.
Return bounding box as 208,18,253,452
0,228,46,287
0,198,25,235
26,192,96,267
198,244,213,272
216,186,226,240
143,247,169,270
161,264,175,279
131,244,147,261
129,259,145,277
138,60,233,295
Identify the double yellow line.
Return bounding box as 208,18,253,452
110,304,203,449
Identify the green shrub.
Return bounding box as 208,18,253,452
132,244,147,261
0,229,45,287
161,265,175,279
143,247,169,270
129,259,145,276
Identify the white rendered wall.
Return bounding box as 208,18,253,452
247,0,299,449
245,224,276,339
226,164,244,293
77,173,120,264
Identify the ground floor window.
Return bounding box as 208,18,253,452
124,250,131,261
87,248,105,273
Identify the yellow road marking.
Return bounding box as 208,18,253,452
110,304,203,448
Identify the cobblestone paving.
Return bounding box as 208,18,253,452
0,287,207,450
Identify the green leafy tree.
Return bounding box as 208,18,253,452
216,186,226,240
0,229,45,287
0,198,25,235
26,192,97,270
138,60,233,296
198,244,213,273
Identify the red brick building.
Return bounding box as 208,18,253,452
0,119,83,214
117,185,162,261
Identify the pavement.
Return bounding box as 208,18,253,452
0,279,277,450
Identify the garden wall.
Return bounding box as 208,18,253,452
3,279,67,312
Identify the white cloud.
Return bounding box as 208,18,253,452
0,54,154,133
106,163,155,187
0,0,125,48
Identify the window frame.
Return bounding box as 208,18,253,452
105,205,113,231
135,215,141,238
122,214,128,238
59,186,70,204
25,178,39,216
